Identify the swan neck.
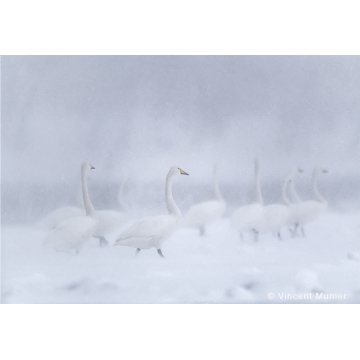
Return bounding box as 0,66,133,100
213,170,225,202
282,180,291,206
312,169,326,203
282,171,294,206
289,178,302,203
165,172,182,217
117,177,129,213
81,166,96,217
75,179,84,208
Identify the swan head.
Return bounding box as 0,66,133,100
81,162,95,172
286,166,303,179
168,166,189,177
314,166,328,175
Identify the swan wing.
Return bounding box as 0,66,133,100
181,200,226,228
231,203,264,231
36,206,85,230
50,215,98,242
94,210,130,236
114,214,177,248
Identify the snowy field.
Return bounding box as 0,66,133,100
2,211,359,304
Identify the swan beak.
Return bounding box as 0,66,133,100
90,164,95,169
179,168,189,175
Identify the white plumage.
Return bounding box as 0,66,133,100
93,176,130,246
251,163,293,240
35,206,85,230
35,179,85,230
287,167,328,236
231,157,264,241
179,164,226,236
114,166,189,257
43,162,98,254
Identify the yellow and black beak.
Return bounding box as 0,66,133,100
179,168,189,175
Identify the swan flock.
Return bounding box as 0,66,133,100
41,159,329,256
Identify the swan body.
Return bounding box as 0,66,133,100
35,180,85,230
114,166,189,257
231,203,264,239
180,164,225,236
114,214,178,251
287,167,328,236
253,166,296,240
43,163,98,253
36,206,85,230
255,203,290,238
180,200,226,235
231,157,264,240
93,176,130,246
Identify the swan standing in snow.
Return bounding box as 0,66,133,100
43,162,99,254
281,167,304,236
179,164,226,236
254,167,293,240
114,166,189,257
35,180,85,230
231,157,264,241
35,206,85,230
286,166,328,237
93,175,130,247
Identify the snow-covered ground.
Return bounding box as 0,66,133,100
1,211,360,304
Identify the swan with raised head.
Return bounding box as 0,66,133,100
231,157,264,241
281,167,304,236
254,167,292,240
36,206,85,230
43,162,99,253
35,180,85,230
93,175,130,247
179,164,226,236
287,166,328,237
114,166,189,257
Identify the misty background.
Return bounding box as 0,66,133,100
2,55,360,225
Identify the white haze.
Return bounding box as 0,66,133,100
1,56,360,304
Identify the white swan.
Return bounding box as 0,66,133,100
93,175,130,247
114,166,189,257
254,167,293,240
281,167,304,236
287,166,328,237
35,206,85,230
43,162,99,254
179,164,226,236
231,157,264,241
35,180,85,230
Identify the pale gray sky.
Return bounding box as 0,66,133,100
2,56,360,223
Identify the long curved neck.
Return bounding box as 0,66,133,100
81,167,96,217
282,170,295,206
75,179,84,208
282,181,291,206
117,177,129,213
289,177,302,203
213,166,225,202
254,158,263,205
312,168,326,203
165,172,182,217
